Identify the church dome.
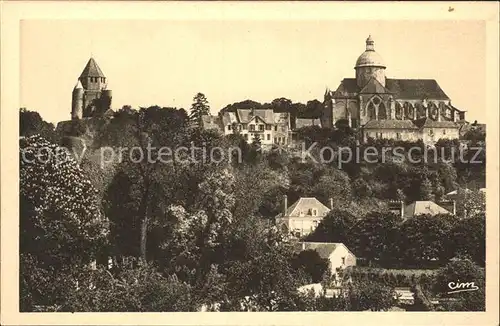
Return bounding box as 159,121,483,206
355,35,386,68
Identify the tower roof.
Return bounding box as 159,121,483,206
79,57,105,78
355,35,386,68
73,80,83,89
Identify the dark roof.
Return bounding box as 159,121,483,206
334,78,450,100
385,79,449,100
363,120,418,129
80,58,105,78
413,117,459,128
359,77,391,94
404,201,451,218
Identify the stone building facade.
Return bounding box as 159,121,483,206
322,35,466,145
71,57,113,120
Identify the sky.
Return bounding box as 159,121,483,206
20,20,486,124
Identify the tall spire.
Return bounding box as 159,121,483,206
366,35,375,51
80,57,105,78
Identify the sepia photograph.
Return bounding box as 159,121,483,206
1,1,499,325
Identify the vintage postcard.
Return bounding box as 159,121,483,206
1,1,499,325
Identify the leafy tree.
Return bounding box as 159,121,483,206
20,135,108,266
419,177,434,200
343,280,397,311
398,214,457,265
350,211,400,265
433,259,485,311
306,209,357,246
455,188,485,219
291,249,329,283
20,135,109,310
19,108,56,141
451,214,485,266
189,92,210,125
98,106,190,261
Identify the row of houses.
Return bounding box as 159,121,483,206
201,109,321,148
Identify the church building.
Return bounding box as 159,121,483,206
71,57,113,120
322,36,466,144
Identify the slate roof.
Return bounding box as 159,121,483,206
403,201,451,218
385,79,449,100
278,197,331,218
359,77,391,94
295,118,322,129
334,78,450,100
236,109,274,124
201,115,222,130
363,120,418,129
413,117,459,129
80,57,105,78
297,242,354,260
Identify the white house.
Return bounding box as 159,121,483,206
275,196,332,238
297,242,357,278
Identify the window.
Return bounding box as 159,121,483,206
312,209,317,216
242,124,247,130
274,126,278,131
228,125,232,130
274,137,277,143
259,124,265,131
443,129,446,135
244,134,248,140
266,125,272,131
250,125,255,131
267,134,270,141
429,129,434,136
396,132,401,140
341,257,346,265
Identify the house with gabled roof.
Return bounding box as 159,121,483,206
275,195,333,238
403,200,455,219
296,242,357,278
203,108,291,148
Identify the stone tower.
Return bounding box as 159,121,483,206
71,57,112,120
71,80,84,119
355,35,386,88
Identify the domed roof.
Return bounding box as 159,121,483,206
355,35,386,68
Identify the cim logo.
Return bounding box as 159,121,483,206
447,281,479,294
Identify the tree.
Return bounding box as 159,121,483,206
419,177,434,200
433,259,485,311
350,211,400,266
451,214,485,266
20,135,109,310
20,135,108,266
189,92,210,125
19,108,56,141
398,214,457,266
343,280,397,311
455,188,485,219
306,209,357,246
291,250,329,283
98,106,191,262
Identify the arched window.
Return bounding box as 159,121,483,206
404,102,415,119
378,102,387,120
367,102,376,120
395,102,403,120
416,103,426,119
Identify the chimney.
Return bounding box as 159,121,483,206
329,197,334,210
400,200,404,219
283,195,288,217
